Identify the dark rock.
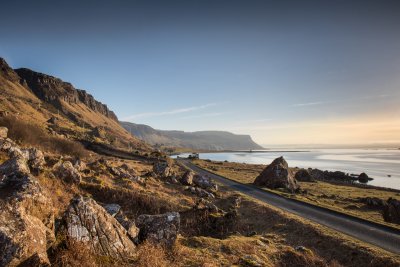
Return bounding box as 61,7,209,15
361,197,385,208
47,116,58,124
193,174,217,190
358,172,370,183
180,170,194,185
103,203,121,217
253,157,299,192
136,212,180,247
383,198,400,224
62,196,137,260
295,169,315,182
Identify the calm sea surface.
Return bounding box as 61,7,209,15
174,149,400,190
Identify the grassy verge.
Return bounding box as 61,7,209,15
192,159,400,230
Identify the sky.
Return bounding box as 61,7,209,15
1,0,399,146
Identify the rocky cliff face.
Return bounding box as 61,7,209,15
15,68,117,121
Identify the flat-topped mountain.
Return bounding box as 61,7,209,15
121,121,264,151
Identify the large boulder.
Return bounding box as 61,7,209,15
54,161,81,184
383,198,400,224
253,157,299,192
136,212,180,247
0,127,8,138
295,169,315,182
153,161,172,177
62,196,137,261
0,173,55,266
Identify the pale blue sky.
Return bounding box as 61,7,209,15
1,0,399,145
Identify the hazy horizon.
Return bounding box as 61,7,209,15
1,0,399,145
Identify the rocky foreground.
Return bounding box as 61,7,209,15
1,126,400,267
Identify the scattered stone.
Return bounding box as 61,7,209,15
295,169,315,182
73,158,87,172
0,155,30,176
136,212,180,247
24,148,45,173
253,157,299,192
153,161,172,177
383,198,400,224
54,161,81,184
181,170,194,185
193,174,217,190
295,246,307,252
239,255,264,267
62,196,137,260
47,116,58,124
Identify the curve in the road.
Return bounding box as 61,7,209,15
179,160,400,254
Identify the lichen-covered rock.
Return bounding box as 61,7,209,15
62,196,137,260
254,157,299,192
54,161,81,184
136,212,180,247
0,127,8,138
0,174,55,267
73,159,87,172
153,161,172,177
0,156,30,176
180,170,194,185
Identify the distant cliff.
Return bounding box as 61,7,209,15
121,121,264,151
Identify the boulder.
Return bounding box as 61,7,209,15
253,157,299,192
153,161,172,177
193,174,217,190
73,159,87,172
383,198,400,224
180,170,194,185
0,127,8,138
54,161,81,184
136,212,180,247
62,196,137,260
0,173,55,266
295,169,315,182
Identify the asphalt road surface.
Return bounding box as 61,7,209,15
179,159,400,254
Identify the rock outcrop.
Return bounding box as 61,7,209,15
253,157,299,192
15,68,118,121
383,198,400,224
0,173,54,266
0,127,8,138
136,212,180,247
61,196,137,261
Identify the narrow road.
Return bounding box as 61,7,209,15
179,159,400,254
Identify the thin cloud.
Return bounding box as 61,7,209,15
122,103,217,120
291,101,327,107
179,112,227,120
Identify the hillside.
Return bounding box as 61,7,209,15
0,57,149,151
121,121,264,151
